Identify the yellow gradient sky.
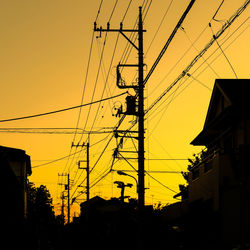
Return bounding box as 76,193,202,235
0,0,249,217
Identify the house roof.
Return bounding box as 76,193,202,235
80,196,106,208
0,145,32,175
191,79,250,146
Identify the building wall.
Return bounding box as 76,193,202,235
1,146,31,225
2,158,24,230
219,124,250,244
9,160,31,218
187,120,250,245
162,201,188,222
188,151,220,211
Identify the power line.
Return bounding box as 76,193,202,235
71,154,116,200
65,0,124,186
0,127,114,134
32,149,84,168
145,0,174,55
92,0,134,130
80,0,119,143
139,24,249,192
143,0,196,87
72,4,149,205
115,152,179,194
0,92,127,123
146,158,189,161
147,16,249,121
147,18,211,99
108,0,118,23
70,114,127,198
89,33,120,135
62,24,96,179
95,0,104,22
72,31,95,143
119,0,147,66
145,171,178,193
63,1,249,204
125,0,174,88
186,73,212,91
142,0,152,21
209,22,238,79
70,0,136,193
32,134,112,168
92,5,249,201
146,0,249,114
80,34,108,139
122,0,133,22
212,0,225,22
180,26,221,78
113,169,184,173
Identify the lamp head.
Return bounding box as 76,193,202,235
117,170,127,176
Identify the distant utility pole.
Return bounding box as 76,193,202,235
58,173,71,223
61,192,65,224
94,7,146,209
67,173,70,224
77,142,90,203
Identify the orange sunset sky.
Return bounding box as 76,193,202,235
0,0,249,217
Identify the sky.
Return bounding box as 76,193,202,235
0,0,249,217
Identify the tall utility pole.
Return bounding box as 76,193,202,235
94,7,146,209
137,7,145,208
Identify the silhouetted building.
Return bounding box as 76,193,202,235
1,145,32,228
162,79,250,248
79,196,140,249
187,79,250,246
80,196,137,218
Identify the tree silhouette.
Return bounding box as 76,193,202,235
26,183,57,249
27,183,55,223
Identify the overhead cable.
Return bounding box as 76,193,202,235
143,0,196,86
180,27,221,78
145,0,174,55
147,16,249,120
32,134,111,168
212,0,225,21
209,23,238,79
95,0,104,22
147,0,249,114
0,128,114,135
0,91,127,123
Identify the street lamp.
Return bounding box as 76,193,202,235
117,170,138,193
114,181,133,202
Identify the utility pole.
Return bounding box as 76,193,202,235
77,142,90,203
76,142,90,220
58,173,70,223
61,192,65,224
67,173,70,224
137,7,145,209
94,6,146,209
86,142,90,202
